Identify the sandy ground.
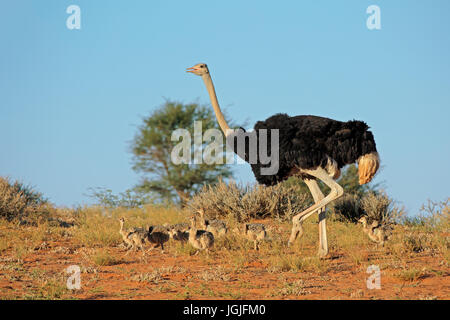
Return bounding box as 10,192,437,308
0,227,448,300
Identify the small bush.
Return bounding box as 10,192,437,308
329,190,403,225
402,232,437,253
402,234,426,253
330,194,364,222
402,198,449,231
187,180,310,221
360,191,393,223
0,177,48,221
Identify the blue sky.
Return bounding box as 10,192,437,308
1,1,449,215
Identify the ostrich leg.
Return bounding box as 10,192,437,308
288,179,328,257
289,167,344,257
292,167,343,222
288,179,319,244
305,180,328,257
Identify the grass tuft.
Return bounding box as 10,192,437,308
90,250,122,266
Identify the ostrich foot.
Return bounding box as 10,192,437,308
287,222,304,247
317,248,328,259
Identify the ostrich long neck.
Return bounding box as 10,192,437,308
201,73,231,136
189,221,197,241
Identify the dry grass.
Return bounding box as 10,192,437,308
0,193,448,300
330,190,405,225
270,278,312,297
395,267,429,282
72,205,187,248
90,249,122,266
198,267,231,282
131,270,165,283
187,180,310,221
360,191,404,224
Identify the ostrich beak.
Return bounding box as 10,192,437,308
186,67,197,73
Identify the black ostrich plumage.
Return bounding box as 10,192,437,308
226,113,378,186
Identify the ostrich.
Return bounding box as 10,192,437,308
186,63,380,258
118,217,147,254
233,223,267,250
358,217,389,246
118,217,134,250
197,208,228,238
188,215,215,255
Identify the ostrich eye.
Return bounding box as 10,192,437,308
200,65,204,68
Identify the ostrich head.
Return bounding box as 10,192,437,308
189,215,198,229
358,216,368,227
196,208,205,217
186,63,209,76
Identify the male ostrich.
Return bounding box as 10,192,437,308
187,63,380,257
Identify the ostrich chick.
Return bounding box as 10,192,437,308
188,216,214,254
234,223,267,250
118,217,135,250
197,209,228,238
168,228,190,244
358,217,388,246
147,226,170,253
